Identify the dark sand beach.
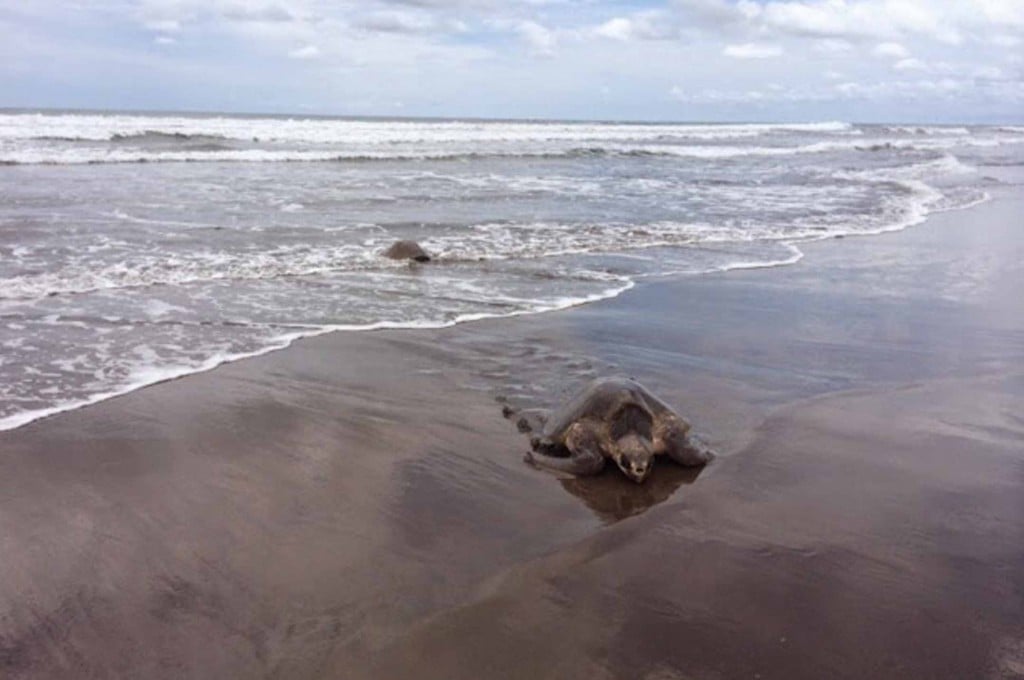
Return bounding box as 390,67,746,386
2,185,1023,679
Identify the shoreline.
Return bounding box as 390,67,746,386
0,183,1022,678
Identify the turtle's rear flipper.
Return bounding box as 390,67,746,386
526,423,606,477
530,435,567,457
515,408,549,434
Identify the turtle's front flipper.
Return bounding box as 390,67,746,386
655,417,714,467
667,432,715,467
526,420,606,476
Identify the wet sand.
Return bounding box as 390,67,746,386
1,185,1023,679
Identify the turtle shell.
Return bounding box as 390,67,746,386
541,377,677,442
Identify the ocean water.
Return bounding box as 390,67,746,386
1,111,1021,430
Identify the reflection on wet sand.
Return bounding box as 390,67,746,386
558,463,705,524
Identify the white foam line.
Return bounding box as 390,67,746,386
0,113,856,144
637,242,805,280
759,185,992,272
705,243,806,273
0,279,634,433
0,332,307,432
5,132,1022,166
645,181,990,280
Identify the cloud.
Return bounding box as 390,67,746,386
974,0,1024,28
1,0,1022,121
515,20,557,56
591,12,678,41
670,82,833,104
671,0,751,27
754,2,866,38
833,77,969,99
894,57,926,71
594,17,633,41
353,11,440,34
672,0,1021,44
220,5,296,23
723,42,783,58
873,42,909,59
134,0,311,37
813,38,853,53
288,44,320,59
972,65,1006,80
143,19,182,33
991,34,1022,47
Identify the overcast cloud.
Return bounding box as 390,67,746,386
0,0,1021,121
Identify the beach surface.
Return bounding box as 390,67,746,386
1,185,1023,679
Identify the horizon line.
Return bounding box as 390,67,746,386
1,105,1019,128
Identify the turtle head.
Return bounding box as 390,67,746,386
613,434,654,484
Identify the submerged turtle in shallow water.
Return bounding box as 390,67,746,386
381,239,431,263
525,377,714,484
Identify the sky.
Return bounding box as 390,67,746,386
0,0,1021,123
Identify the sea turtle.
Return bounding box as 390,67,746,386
382,240,431,263
525,377,714,484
